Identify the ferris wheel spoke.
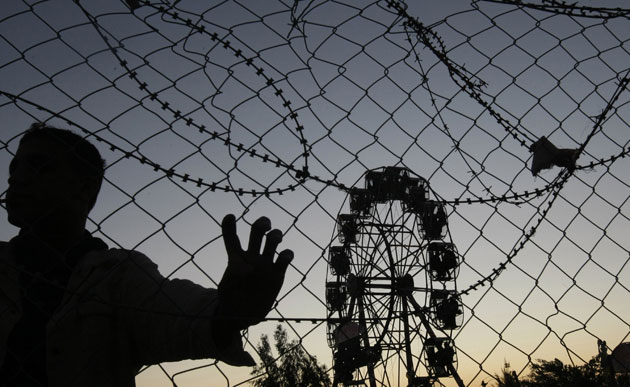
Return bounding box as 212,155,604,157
391,217,422,277
349,240,372,276
367,239,391,276
361,293,393,344
355,233,391,279
355,227,386,277
391,245,421,277
366,294,390,319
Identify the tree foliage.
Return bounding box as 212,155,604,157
493,362,522,387
251,325,331,387
525,357,605,387
491,356,629,387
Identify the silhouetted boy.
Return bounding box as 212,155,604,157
0,123,293,386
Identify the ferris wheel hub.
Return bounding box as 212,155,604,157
347,274,365,297
394,273,414,296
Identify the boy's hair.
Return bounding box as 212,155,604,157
20,122,106,210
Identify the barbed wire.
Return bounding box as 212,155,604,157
479,0,630,19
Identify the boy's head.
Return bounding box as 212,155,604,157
7,123,105,229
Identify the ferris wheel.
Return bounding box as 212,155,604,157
326,167,465,387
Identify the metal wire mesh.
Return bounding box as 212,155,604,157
1,0,629,385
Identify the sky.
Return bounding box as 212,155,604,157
1,0,630,386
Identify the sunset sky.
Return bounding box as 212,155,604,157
1,0,629,386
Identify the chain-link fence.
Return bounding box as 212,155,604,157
1,0,629,386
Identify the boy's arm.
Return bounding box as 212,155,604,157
115,251,254,366
114,214,292,367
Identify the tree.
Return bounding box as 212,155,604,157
492,361,522,387
490,356,628,387
251,325,332,387
523,357,606,387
